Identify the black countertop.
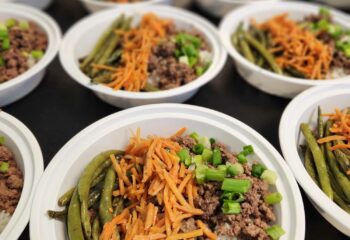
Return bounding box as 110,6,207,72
3,0,349,239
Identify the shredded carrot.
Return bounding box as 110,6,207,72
321,108,350,151
103,13,173,92
196,220,218,240
99,128,205,240
166,229,203,240
256,14,332,79
347,170,350,176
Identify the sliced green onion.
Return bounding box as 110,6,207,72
237,153,247,164
227,163,244,177
177,148,191,166
212,148,222,166
196,66,204,76
205,168,225,182
192,144,204,154
209,138,215,145
189,132,200,143
217,165,228,172
0,136,4,144
2,38,10,50
261,169,277,184
31,50,44,59
221,192,245,202
265,225,285,240
0,29,8,38
198,136,211,149
195,164,208,184
252,163,266,178
222,200,241,214
221,178,251,193
202,148,213,162
193,155,203,165
328,24,343,38
264,192,283,205
242,145,254,156
6,19,16,28
0,162,9,173
19,20,29,30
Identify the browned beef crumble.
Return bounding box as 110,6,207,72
173,135,276,240
0,145,23,214
0,21,48,83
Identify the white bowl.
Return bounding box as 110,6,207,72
195,0,281,18
219,2,350,98
318,0,350,9
0,3,61,107
60,6,227,108
80,0,173,13
0,0,52,9
279,84,350,236
30,103,305,240
0,111,43,240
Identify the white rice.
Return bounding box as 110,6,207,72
0,210,11,234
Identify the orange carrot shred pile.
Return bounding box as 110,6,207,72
256,14,333,80
318,108,350,151
100,127,213,240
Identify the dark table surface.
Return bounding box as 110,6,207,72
3,0,349,239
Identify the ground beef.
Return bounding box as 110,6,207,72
194,173,275,240
0,21,48,83
0,145,23,215
180,218,197,233
171,135,196,149
194,182,221,220
148,40,197,90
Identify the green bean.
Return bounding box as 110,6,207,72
284,67,305,78
330,172,349,204
239,38,255,63
334,191,350,214
333,148,350,176
243,32,282,74
92,72,113,84
256,57,265,67
99,167,116,225
300,123,333,200
107,49,122,65
89,190,101,208
92,217,101,240
58,187,75,207
47,209,67,219
80,15,125,71
325,121,350,201
251,26,266,47
67,189,84,240
112,197,124,217
304,147,319,186
78,150,120,238
318,107,324,138
92,17,132,77
231,22,243,50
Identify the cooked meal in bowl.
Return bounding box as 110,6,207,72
0,18,48,83
48,128,284,240
0,137,24,233
80,13,212,92
300,107,350,214
232,7,350,80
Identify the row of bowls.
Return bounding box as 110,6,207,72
4,84,350,239
1,1,350,239
2,1,350,108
